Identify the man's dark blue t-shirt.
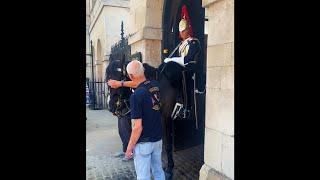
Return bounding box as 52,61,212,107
130,80,162,143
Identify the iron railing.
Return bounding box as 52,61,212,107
87,80,108,110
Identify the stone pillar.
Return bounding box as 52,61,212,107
128,0,163,67
200,0,234,179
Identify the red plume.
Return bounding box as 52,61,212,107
180,5,193,37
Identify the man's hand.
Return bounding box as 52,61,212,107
164,58,170,63
107,79,121,89
125,119,142,160
125,145,134,159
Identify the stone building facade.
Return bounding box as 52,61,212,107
88,0,130,81
86,0,234,179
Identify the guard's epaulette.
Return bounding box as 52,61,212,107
188,37,200,45
191,37,199,41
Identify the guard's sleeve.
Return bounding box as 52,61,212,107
183,40,200,64
130,92,143,119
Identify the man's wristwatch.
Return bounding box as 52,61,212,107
121,80,124,87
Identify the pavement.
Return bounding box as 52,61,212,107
86,108,136,180
86,108,203,180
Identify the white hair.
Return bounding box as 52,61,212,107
126,60,144,77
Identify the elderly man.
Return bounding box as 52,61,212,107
124,60,165,180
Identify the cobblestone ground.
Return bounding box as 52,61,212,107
86,155,136,180
162,145,204,180
86,109,203,180
86,109,136,180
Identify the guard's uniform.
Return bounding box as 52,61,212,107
164,37,200,116
178,36,200,72
164,18,201,69
164,37,200,70
163,15,201,118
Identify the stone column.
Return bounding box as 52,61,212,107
200,0,234,179
128,0,163,67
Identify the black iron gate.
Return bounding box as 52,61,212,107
87,79,108,110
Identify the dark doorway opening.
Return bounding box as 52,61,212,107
162,0,207,152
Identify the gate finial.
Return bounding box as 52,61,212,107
121,21,124,43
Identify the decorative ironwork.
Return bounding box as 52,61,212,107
110,22,131,62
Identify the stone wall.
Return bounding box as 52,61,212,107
128,0,163,67
89,0,130,80
199,0,234,179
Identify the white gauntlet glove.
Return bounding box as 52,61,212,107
163,57,185,67
164,58,170,63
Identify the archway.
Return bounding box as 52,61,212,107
96,39,103,81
